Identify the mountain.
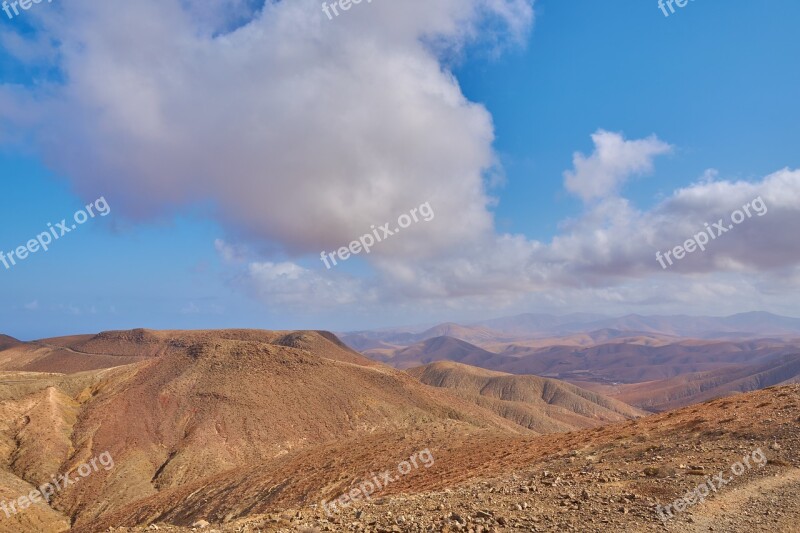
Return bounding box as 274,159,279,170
3,328,798,532
0,328,583,531
343,312,800,350
0,334,148,374
555,312,800,338
482,329,682,354
365,333,800,415
474,312,608,336
340,323,510,351
407,361,645,433
364,334,800,384
413,323,507,344
78,384,800,533
367,336,517,369
0,329,376,374
0,334,21,351
495,338,800,383
605,352,800,411
481,311,800,339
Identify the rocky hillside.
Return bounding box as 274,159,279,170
370,337,516,370
0,335,20,351
408,361,646,433
3,329,794,532
80,384,800,533
0,329,534,532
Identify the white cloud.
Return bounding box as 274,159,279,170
564,130,673,202
218,150,800,315
246,261,374,308
0,0,533,260
214,239,248,263
291,165,799,312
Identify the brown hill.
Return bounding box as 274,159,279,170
341,323,511,351
368,336,517,369
349,312,800,342
0,335,20,351
407,361,645,433
492,339,799,382
414,323,509,344
357,330,800,415
370,336,800,386
0,341,147,374
606,352,800,411
0,329,375,374
485,329,681,353
77,384,800,533
0,329,528,532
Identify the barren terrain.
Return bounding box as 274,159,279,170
0,329,797,532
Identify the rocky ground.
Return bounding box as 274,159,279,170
109,386,800,533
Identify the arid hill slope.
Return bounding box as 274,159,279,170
0,335,20,351
0,329,537,532
407,361,646,433
78,384,800,533
7,328,793,533
368,336,517,370
592,352,800,411
367,335,800,409
0,328,375,374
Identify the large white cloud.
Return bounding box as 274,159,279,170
0,0,533,258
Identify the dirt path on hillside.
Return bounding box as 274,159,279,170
669,467,800,532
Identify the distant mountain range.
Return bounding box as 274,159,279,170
342,311,800,349
342,311,800,412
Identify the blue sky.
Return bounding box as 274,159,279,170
1,0,799,339
457,0,800,236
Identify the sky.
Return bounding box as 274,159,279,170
0,0,799,339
